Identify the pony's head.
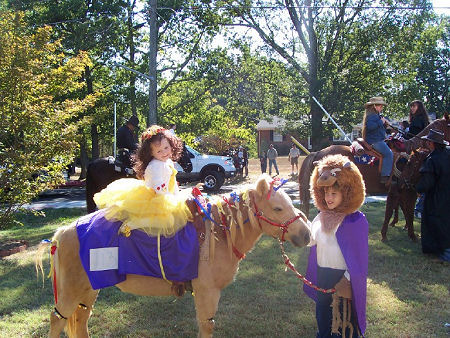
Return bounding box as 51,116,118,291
251,174,310,247
399,150,429,189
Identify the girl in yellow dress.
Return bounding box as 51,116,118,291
94,125,192,237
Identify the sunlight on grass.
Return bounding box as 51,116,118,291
0,205,449,337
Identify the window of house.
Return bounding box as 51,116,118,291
273,130,283,142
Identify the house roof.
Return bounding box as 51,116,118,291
256,116,286,130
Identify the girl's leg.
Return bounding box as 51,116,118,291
316,267,345,337
372,141,393,177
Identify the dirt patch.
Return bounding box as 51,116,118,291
245,156,306,181
0,240,29,258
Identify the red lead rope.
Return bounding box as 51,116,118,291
50,244,58,303
279,240,336,294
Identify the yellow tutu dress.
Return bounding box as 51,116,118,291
94,159,192,237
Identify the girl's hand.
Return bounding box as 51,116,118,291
335,276,352,299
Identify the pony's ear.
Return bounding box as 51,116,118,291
255,175,270,198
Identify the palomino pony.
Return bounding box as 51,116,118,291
36,175,311,337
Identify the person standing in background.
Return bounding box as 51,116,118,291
288,143,301,176
259,152,267,173
266,144,279,176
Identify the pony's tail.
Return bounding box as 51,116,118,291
299,151,317,216
35,240,51,286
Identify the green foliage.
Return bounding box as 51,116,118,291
0,11,96,228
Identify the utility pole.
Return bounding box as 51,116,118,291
148,0,157,126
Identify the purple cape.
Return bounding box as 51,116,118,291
303,211,369,335
76,210,199,290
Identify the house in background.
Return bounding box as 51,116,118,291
256,116,311,156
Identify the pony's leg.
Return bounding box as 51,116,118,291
49,311,67,338
67,291,99,338
401,193,418,242
193,287,221,338
390,204,399,227
381,190,397,241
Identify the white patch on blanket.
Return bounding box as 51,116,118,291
89,247,118,271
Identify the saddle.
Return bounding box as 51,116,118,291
109,149,134,175
353,138,408,183
353,138,383,172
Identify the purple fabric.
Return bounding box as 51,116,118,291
303,211,369,335
76,210,199,290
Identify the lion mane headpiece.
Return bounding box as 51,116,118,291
310,154,365,214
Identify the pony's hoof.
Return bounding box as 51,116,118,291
409,235,418,243
381,235,387,242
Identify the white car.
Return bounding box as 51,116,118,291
175,146,236,191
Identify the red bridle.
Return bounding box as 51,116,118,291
251,191,303,242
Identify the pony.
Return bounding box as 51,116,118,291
85,157,134,213
36,174,311,338
380,150,429,241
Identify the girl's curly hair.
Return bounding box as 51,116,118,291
132,126,183,179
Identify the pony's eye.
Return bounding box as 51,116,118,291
274,207,282,212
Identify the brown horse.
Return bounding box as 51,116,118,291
299,144,422,241
403,114,450,153
299,145,389,216
299,115,450,241
36,175,311,338
380,150,429,241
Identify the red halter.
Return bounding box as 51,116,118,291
251,189,303,242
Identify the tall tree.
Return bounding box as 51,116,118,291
217,0,435,149
0,11,96,227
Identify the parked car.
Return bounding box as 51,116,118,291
175,146,236,191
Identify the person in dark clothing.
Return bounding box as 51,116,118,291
406,100,429,139
416,129,450,261
117,115,139,152
259,152,267,173
116,115,139,168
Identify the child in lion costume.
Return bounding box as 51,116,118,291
303,154,368,337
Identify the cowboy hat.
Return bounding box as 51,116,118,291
421,129,449,145
365,96,387,107
127,115,139,127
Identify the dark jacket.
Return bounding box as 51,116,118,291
416,147,450,254
117,125,137,152
407,115,428,139
364,113,387,145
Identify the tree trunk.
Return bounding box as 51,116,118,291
127,0,137,118
79,137,89,180
85,66,99,159
306,1,323,151
148,0,158,126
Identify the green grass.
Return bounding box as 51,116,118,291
0,204,449,337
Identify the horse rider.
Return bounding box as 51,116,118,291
116,115,139,168
361,96,393,185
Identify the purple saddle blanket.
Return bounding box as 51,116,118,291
76,210,199,290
